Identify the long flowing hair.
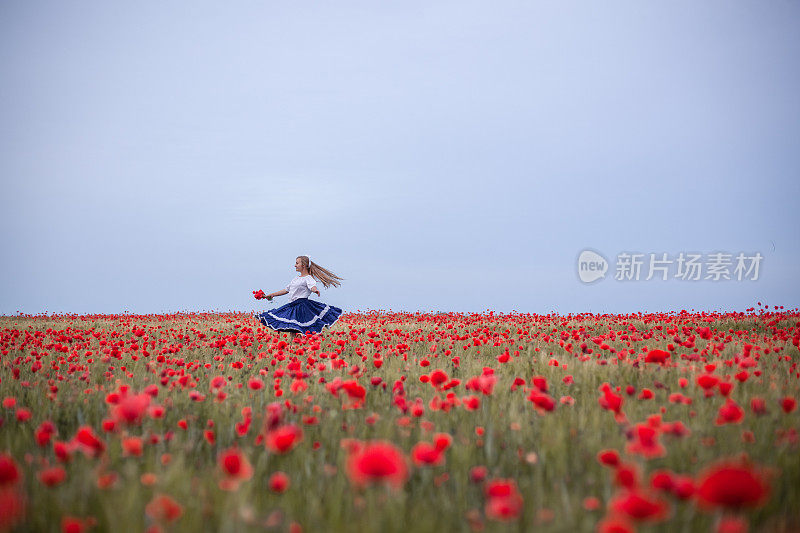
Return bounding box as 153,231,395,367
299,255,344,289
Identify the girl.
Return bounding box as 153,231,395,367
256,255,344,337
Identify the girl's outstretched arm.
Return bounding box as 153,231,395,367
267,289,289,300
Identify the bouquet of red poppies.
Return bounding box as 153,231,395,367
253,290,267,300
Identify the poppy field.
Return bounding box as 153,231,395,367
1,304,799,532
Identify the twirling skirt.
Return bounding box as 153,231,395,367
256,297,342,334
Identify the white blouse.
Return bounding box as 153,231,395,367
286,275,318,302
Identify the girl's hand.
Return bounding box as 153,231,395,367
266,295,274,302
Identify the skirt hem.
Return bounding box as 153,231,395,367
255,297,342,334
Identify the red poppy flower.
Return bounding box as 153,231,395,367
613,463,640,489
715,516,749,533
429,370,448,388
650,470,674,492
626,424,665,459
111,393,151,426
750,398,767,415
663,420,691,437
266,425,303,454
340,380,366,408
469,466,487,483
597,449,620,468
582,496,601,511
463,395,480,411
485,492,523,522
433,433,452,451
609,489,670,522
696,326,713,340
61,516,91,533
72,426,106,458
715,398,744,426
145,493,184,524
644,349,669,364
411,442,444,467
121,437,143,457
696,374,720,390
598,383,624,415
248,378,264,390
53,441,73,463
485,478,517,498
780,396,797,414
96,469,118,490
695,458,770,510
268,471,290,493
345,440,408,489
466,373,497,396
0,454,20,487
596,515,635,533
35,421,57,447
484,478,523,522
0,487,25,531
528,390,556,413
671,475,695,500
218,447,253,491
38,466,67,488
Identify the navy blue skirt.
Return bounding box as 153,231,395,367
256,297,342,334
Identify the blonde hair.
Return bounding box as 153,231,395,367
298,255,344,289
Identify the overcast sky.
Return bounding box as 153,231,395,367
1,1,798,316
